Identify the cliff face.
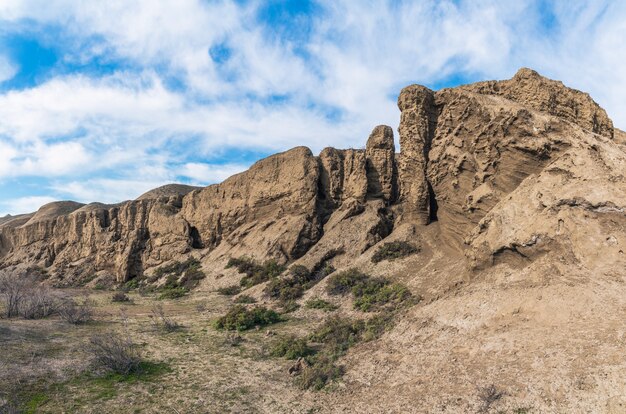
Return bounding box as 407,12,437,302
0,68,622,286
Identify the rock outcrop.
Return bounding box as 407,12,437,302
0,68,622,287
365,125,396,203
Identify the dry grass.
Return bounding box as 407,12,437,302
0,287,327,413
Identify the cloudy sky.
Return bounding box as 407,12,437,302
0,0,624,216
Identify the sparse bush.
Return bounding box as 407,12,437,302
326,269,412,312
0,272,31,318
58,297,94,324
360,312,395,342
227,257,286,288
149,304,181,332
295,354,344,390
477,384,504,412
178,261,206,290
264,265,318,302
152,258,205,293
325,269,368,295
157,286,187,300
111,291,131,303
371,241,418,263
19,285,58,319
281,300,300,313
89,332,142,375
233,294,256,304
124,279,139,290
217,285,241,296
214,305,282,331
352,280,411,312
225,332,243,347
305,298,338,312
270,335,314,359
310,316,364,357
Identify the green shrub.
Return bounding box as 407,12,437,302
227,257,286,288
217,285,241,296
157,287,187,300
270,335,314,359
326,269,412,312
293,313,396,390
281,300,300,313
360,312,395,342
233,294,256,304
225,257,256,274
325,269,368,295
371,241,418,263
352,281,411,312
111,292,131,303
265,265,323,303
150,258,205,299
295,354,344,390
124,279,139,290
214,305,282,331
305,298,338,312
310,316,364,357
153,258,205,290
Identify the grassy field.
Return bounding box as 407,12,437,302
0,288,327,413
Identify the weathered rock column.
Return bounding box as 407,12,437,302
397,85,436,224
365,125,396,203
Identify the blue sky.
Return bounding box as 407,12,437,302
0,0,624,215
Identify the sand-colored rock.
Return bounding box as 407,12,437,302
463,67,614,138
0,67,622,294
396,85,436,224
2,67,626,412
365,125,396,203
137,184,200,200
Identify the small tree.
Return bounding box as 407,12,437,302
0,272,32,318
19,285,58,319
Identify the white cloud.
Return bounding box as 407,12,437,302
0,196,58,216
0,55,17,83
0,0,625,216
179,162,248,184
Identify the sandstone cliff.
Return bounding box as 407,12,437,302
0,68,622,292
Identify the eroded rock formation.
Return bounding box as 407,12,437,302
1,68,622,286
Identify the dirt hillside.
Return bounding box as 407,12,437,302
1,68,625,413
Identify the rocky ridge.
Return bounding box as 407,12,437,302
0,68,622,291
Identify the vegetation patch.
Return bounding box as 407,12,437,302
305,298,338,312
217,285,241,296
157,286,187,300
293,313,398,390
58,297,95,324
270,335,314,360
149,304,182,332
325,269,368,295
111,291,131,303
371,241,419,263
150,258,206,298
233,294,256,304
295,354,344,391
214,305,282,331
89,332,143,375
352,280,411,312
265,264,334,303
326,269,413,312
226,257,286,288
